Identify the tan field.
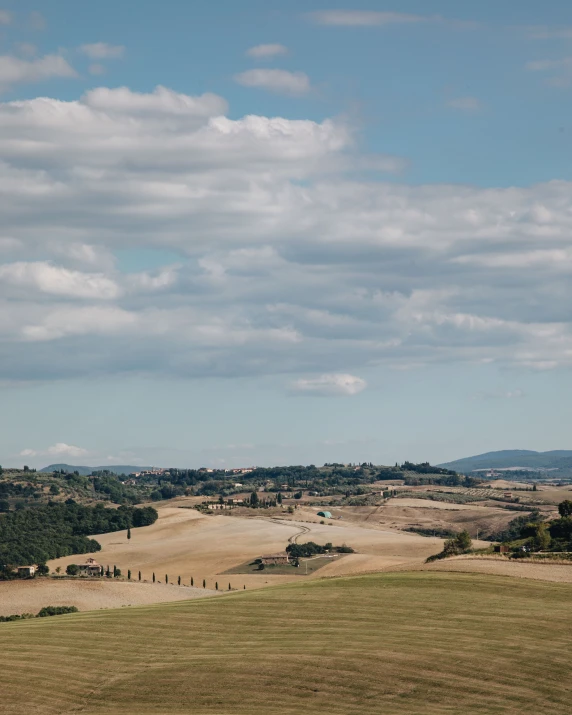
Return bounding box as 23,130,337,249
47,501,443,587
423,556,572,583
0,579,217,617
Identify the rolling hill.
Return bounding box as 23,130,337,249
39,464,151,476
439,450,572,474
1,572,571,714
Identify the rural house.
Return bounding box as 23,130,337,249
17,565,36,578
260,553,290,566
78,558,104,577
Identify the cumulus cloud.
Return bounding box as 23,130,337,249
0,84,572,386
0,262,121,299
447,96,481,111
246,43,288,59
0,54,76,89
292,374,367,396
20,443,89,458
235,69,311,95
79,43,125,59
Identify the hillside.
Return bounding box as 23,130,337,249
439,450,572,475
40,464,150,476
1,572,571,714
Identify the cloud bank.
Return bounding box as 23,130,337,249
0,85,572,390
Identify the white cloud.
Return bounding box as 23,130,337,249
292,374,367,396
246,43,288,59
308,11,427,26
1,85,572,386
20,443,89,458
0,54,76,88
83,84,228,115
0,10,11,25
79,43,125,60
447,96,481,111
235,69,311,95
0,262,121,299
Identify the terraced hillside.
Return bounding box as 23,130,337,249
1,572,571,714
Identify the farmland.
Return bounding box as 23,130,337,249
1,571,571,714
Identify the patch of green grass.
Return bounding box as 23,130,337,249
224,555,340,575
0,572,571,714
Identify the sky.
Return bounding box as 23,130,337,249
1,0,572,469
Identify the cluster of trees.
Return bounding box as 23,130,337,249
286,541,355,559
426,530,473,562
0,606,78,623
0,502,157,574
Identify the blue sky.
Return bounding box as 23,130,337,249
1,1,572,468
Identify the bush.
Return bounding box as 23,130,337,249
37,606,78,618
66,564,79,576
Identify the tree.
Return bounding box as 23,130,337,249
558,500,572,518
203,579,206,589
55,567,61,574
191,576,194,587
455,530,472,551
49,484,60,495
152,572,155,583
0,499,10,513
215,581,218,590
250,491,259,508
37,563,49,576
228,583,231,591
534,523,551,551
138,571,141,581
128,569,131,580
178,575,181,586
127,527,131,540
66,564,79,576
165,574,168,584
277,492,282,504
113,565,117,578
106,565,111,578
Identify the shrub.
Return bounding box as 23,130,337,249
66,564,79,576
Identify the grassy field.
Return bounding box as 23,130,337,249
1,571,571,714
224,554,342,575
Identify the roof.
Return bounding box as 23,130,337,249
317,511,332,518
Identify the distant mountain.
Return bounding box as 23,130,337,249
439,450,572,474
40,464,152,476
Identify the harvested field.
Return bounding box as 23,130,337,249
1,572,572,714
0,579,217,617
388,497,481,510
424,556,572,583
42,501,441,596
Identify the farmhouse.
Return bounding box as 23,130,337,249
260,553,290,566
78,558,104,576
17,565,36,578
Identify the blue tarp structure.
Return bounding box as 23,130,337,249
317,511,332,518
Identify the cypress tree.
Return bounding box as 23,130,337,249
165,574,168,584
153,572,155,583
178,575,181,586
127,527,131,540
138,571,141,581
228,583,231,591
113,565,117,578
203,579,206,589
191,576,194,587
128,569,131,580
215,581,218,590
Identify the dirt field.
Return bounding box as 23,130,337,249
0,579,218,616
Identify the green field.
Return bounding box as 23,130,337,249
1,572,571,714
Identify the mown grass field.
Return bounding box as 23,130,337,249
1,571,571,714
